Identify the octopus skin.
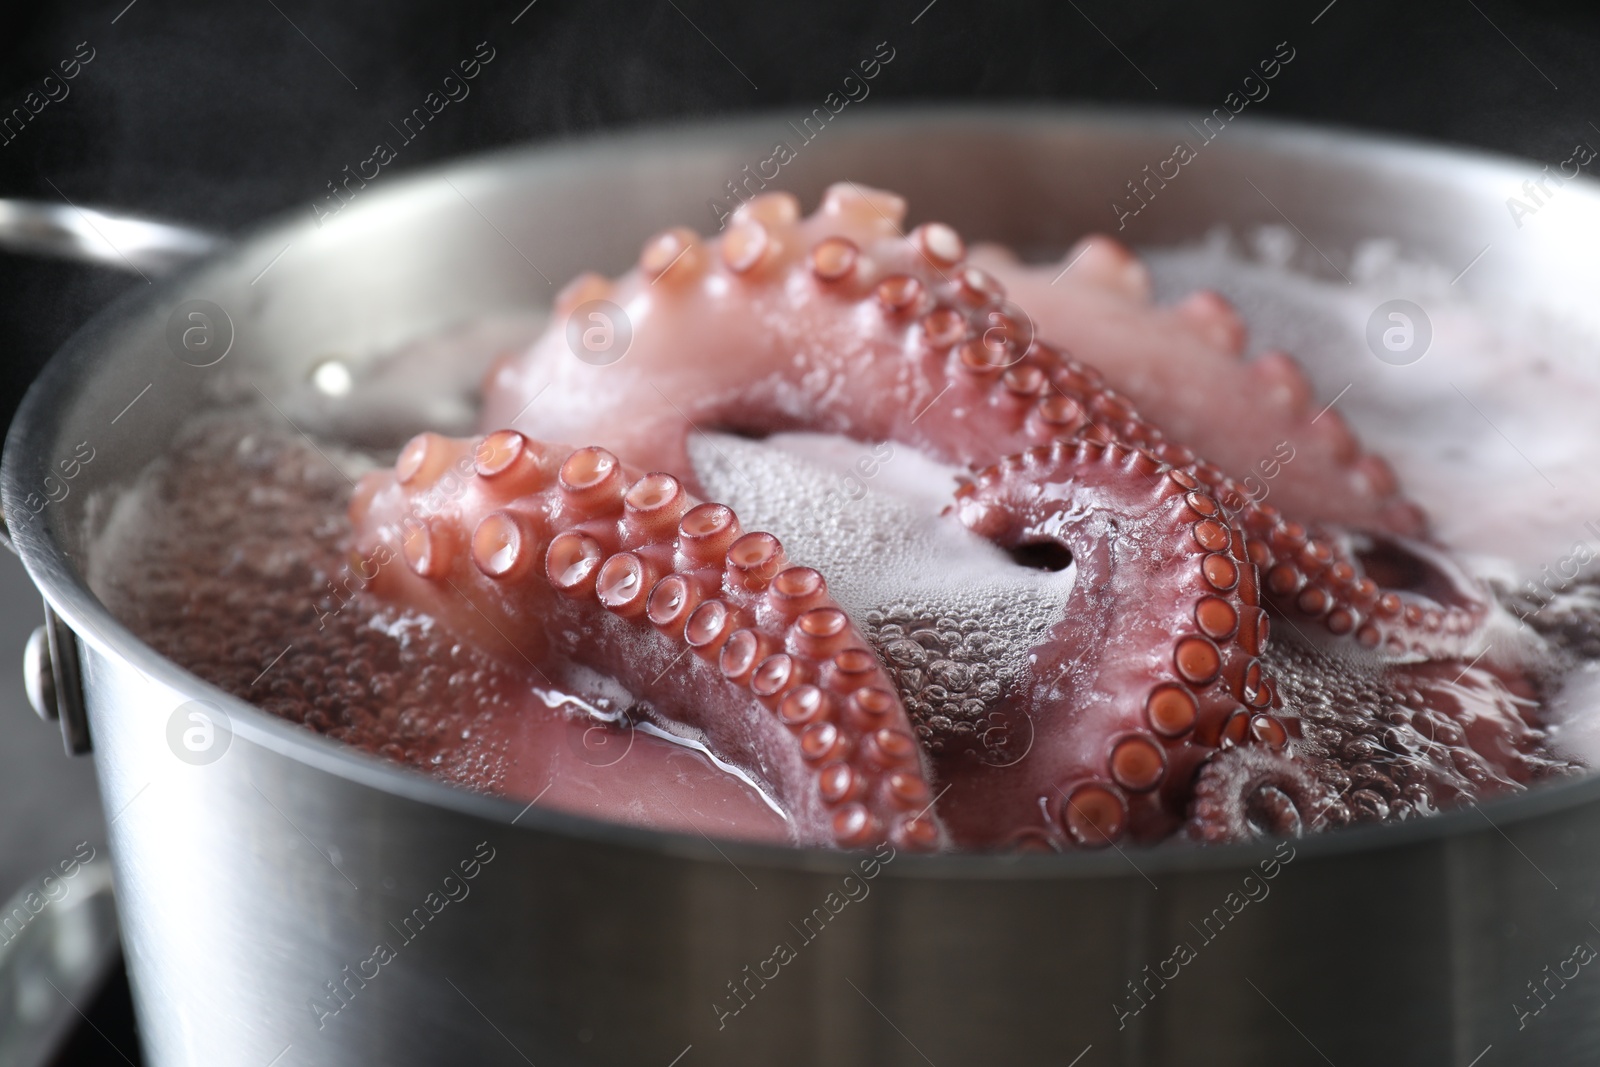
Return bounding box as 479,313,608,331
348,429,944,851
370,182,1568,850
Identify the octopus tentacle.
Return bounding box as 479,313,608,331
349,429,944,851
1255,526,1490,657
939,439,1292,848
1185,746,1336,845
967,237,1421,535
923,307,1484,659
1024,346,1490,658
485,183,1477,660
464,183,1566,850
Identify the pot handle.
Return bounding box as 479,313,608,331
0,197,224,275
0,198,225,548
0,200,224,755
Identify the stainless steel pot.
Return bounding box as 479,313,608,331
6,107,1600,1066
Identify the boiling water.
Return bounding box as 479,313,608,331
689,431,1070,756
88,225,1600,843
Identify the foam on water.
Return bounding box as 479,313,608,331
690,431,1070,746
1146,228,1600,582
1546,661,1600,767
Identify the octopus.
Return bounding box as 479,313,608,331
348,183,1570,852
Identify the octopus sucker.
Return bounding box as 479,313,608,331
351,430,944,852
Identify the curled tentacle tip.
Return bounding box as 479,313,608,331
1186,746,1331,845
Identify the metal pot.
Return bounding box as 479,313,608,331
5,107,1600,1066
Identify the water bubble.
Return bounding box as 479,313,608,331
883,638,926,667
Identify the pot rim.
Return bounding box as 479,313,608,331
8,102,1597,881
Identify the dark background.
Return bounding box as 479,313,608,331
1,0,1596,1062
3,0,1599,446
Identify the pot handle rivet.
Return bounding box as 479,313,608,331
24,625,57,722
